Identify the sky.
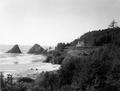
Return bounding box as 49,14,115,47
0,0,120,46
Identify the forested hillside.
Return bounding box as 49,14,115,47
71,27,120,47
1,27,120,91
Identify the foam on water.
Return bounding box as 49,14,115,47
0,53,46,64
0,45,60,77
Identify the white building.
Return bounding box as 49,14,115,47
76,41,84,47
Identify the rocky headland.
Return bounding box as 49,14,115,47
27,44,46,54
6,44,22,53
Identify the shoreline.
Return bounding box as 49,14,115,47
0,62,60,78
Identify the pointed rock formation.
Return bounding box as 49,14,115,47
6,44,22,53
27,44,45,54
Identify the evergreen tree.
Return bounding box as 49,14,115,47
109,19,118,28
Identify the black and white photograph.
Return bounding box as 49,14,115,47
0,0,120,91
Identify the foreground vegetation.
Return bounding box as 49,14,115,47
31,44,120,91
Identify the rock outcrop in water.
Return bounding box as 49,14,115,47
6,44,22,53
27,44,45,54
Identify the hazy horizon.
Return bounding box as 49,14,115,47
0,0,120,46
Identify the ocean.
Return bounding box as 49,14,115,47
0,45,46,64
0,45,60,77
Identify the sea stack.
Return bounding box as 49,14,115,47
6,44,22,53
27,44,45,54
